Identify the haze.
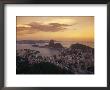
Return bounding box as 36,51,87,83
16,16,94,42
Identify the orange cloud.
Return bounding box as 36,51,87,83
17,22,74,34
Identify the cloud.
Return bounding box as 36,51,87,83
27,22,71,32
16,27,29,31
17,22,76,35
49,23,71,27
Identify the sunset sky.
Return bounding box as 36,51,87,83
16,16,94,42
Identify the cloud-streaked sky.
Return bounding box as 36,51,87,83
16,16,94,42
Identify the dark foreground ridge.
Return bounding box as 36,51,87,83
16,43,94,74
16,58,72,74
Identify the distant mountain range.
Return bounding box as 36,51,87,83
70,43,94,49
17,40,49,44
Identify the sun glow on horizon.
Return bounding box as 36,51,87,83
16,16,94,42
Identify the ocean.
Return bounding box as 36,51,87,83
17,41,94,56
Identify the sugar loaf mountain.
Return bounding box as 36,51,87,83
16,40,94,74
